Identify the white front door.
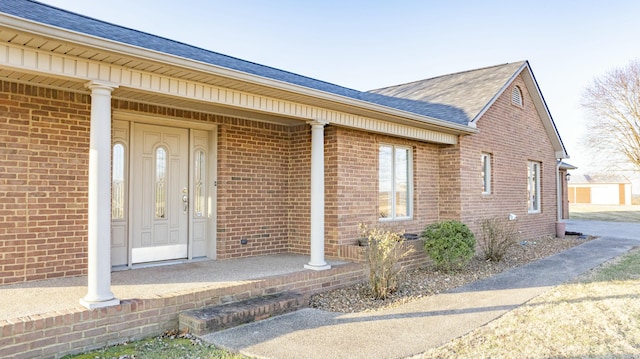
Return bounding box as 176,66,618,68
131,123,189,263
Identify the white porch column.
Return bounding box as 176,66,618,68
80,81,120,309
304,121,331,271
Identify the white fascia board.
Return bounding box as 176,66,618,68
0,13,476,136
470,62,527,125
522,65,569,159
470,60,568,159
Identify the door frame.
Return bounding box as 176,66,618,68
112,111,217,269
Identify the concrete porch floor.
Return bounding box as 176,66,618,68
0,254,348,322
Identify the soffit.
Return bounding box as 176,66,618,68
0,21,475,138
0,66,301,126
0,26,296,97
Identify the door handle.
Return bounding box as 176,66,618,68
182,194,188,214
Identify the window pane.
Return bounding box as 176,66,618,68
194,150,205,217
112,143,125,219
395,148,409,217
378,146,392,218
528,162,540,212
528,163,532,210
482,154,491,194
155,147,167,219
532,163,539,211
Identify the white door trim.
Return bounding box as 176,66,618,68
110,112,217,268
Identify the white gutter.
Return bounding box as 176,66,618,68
0,12,476,135
556,160,563,222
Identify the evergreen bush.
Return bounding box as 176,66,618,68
421,220,475,272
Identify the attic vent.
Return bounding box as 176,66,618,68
511,86,523,107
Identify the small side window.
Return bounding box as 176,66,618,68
481,153,492,194
527,161,541,213
194,149,206,217
112,143,125,219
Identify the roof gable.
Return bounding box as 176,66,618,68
369,61,568,158
369,62,526,124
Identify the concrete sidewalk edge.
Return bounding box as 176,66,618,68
203,233,640,359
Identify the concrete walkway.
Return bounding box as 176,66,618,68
203,221,640,359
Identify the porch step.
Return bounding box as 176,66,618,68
179,291,308,336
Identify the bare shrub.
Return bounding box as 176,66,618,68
477,216,519,262
359,223,414,299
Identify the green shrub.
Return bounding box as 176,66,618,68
421,220,475,272
359,223,414,299
477,216,519,262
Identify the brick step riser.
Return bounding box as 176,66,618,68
179,292,307,336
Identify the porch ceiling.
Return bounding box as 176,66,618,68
113,88,304,126
0,66,304,126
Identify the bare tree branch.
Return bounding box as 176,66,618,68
582,60,640,173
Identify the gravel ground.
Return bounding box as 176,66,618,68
310,235,593,313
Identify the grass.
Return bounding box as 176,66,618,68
420,248,640,358
569,204,640,222
61,332,249,359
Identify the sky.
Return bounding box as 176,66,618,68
35,0,640,180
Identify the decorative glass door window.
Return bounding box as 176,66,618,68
194,150,205,217
112,143,125,219
155,147,167,219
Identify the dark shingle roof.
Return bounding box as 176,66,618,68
0,0,514,127
0,0,358,97
369,62,527,123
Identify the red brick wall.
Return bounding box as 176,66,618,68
438,143,462,221
286,124,311,255
0,74,562,285
1,82,306,285
0,82,91,285
330,127,441,253
215,118,292,259
456,75,559,239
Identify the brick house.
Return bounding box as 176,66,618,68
0,0,568,309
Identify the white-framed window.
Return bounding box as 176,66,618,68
379,144,412,220
481,153,492,194
527,161,541,213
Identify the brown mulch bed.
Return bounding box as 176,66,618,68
310,235,593,313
